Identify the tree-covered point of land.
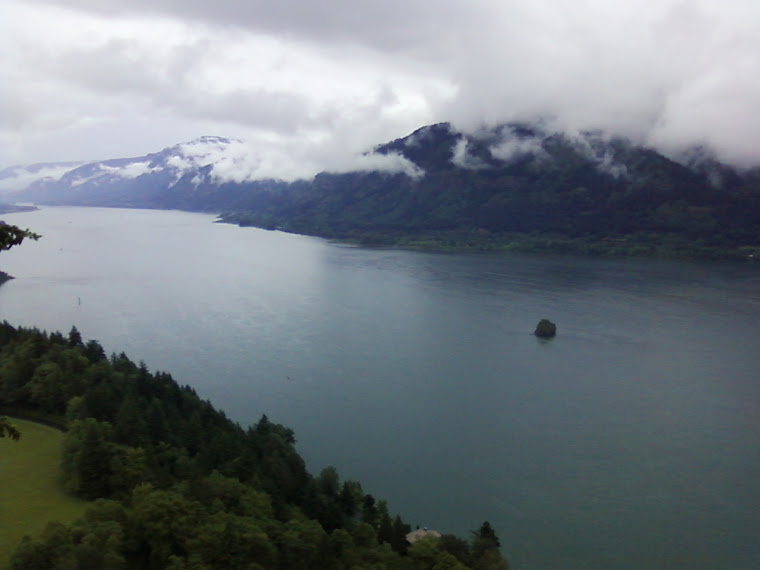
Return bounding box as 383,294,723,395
0,322,510,569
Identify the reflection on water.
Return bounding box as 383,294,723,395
1,206,759,570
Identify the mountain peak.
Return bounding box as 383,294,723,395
182,136,235,147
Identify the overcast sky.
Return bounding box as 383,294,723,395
2,0,759,172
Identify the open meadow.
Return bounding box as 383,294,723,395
0,418,87,565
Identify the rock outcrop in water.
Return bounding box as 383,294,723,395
534,319,557,338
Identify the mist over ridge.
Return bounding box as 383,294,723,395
3,120,757,198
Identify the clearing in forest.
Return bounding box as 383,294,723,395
0,418,87,565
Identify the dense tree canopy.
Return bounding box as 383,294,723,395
0,322,510,568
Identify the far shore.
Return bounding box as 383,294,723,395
0,203,39,215
216,214,760,263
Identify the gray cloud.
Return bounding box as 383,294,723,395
3,0,759,170
21,0,464,55
439,0,760,165
18,37,314,131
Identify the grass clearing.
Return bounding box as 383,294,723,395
0,418,87,565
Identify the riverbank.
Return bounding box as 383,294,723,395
218,214,760,262
7,204,757,262
0,204,38,215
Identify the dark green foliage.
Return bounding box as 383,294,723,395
361,493,378,524
0,322,510,568
439,534,472,565
377,508,394,545
339,480,362,517
471,521,509,570
67,326,83,348
392,515,412,554
0,415,20,440
184,510,278,569
63,418,115,500
0,222,39,252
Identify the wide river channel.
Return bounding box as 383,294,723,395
1,206,759,569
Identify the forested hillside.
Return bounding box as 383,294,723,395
0,323,509,569
220,124,760,258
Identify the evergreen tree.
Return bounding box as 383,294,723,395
390,515,411,554
62,419,116,500
68,326,83,347
471,521,509,570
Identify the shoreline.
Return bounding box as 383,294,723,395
0,204,39,215
217,214,760,263
10,203,759,263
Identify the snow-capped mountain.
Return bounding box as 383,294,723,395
3,133,423,209
3,136,249,208
0,161,85,196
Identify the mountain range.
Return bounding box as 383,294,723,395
3,123,759,257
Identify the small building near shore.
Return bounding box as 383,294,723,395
405,528,442,544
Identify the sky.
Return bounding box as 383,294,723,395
2,0,759,175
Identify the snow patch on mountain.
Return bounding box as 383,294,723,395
100,161,163,179
165,136,239,181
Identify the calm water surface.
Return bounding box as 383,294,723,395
1,207,759,569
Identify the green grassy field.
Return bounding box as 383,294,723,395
0,418,87,566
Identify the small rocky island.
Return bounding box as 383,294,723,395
534,319,557,338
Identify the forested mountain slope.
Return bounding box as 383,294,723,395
221,124,760,257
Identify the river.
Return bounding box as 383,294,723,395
1,206,758,569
